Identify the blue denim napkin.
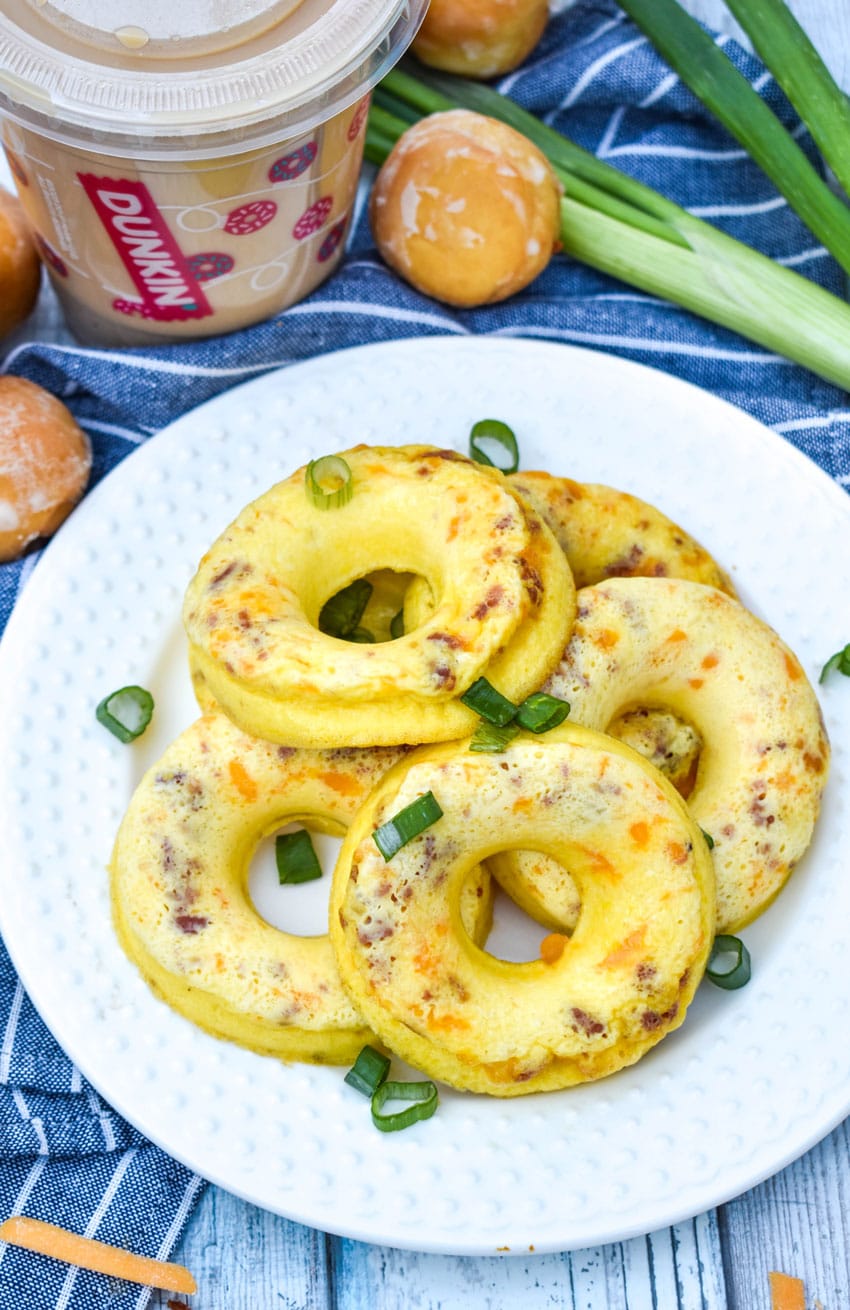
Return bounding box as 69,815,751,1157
0,2,848,1306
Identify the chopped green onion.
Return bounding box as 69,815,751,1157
306,455,353,510
349,627,375,644
275,829,322,885
706,934,751,990
371,1079,439,1132
319,578,373,639
373,791,443,860
615,0,850,278
469,720,521,753
515,691,570,734
819,643,850,684
701,827,715,850
469,419,519,475
344,1044,391,1096
95,685,154,743
460,676,517,726
389,610,405,639
722,0,850,207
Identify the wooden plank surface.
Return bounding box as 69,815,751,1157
163,5,850,1309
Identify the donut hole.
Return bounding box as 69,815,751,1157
318,569,420,642
607,706,703,800
248,822,342,936
480,877,573,964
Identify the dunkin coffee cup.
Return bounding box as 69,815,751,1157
0,0,426,345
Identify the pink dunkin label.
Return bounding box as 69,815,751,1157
78,174,213,322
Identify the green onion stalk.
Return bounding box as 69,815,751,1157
616,0,850,276
366,66,850,393
721,0,850,206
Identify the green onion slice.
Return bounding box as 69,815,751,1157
306,455,353,510
460,676,517,726
373,791,443,861
469,720,520,754
389,610,405,640
701,827,715,850
706,934,751,991
319,578,373,639
468,419,520,475
95,685,154,743
371,1079,439,1132
515,691,570,734
349,626,375,644
819,642,850,684
275,829,322,885
345,1044,391,1097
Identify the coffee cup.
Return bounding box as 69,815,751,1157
0,0,426,344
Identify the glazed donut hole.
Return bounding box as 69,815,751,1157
0,187,41,341
0,376,92,563
370,110,562,308
412,0,550,79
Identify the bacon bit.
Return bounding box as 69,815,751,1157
803,749,826,774
666,628,688,643
540,933,567,964
571,1007,605,1036
210,560,238,587
629,821,650,847
471,585,505,620
0,1217,197,1294
228,758,258,801
600,926,648,969
318,770,361,797
702,652,720,670
769,1271,805,1310
175,913,209,935
427,631,466,650
641,1003,678,1031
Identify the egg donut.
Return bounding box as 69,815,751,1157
183,445,575,747
110,711,493,1064
507,471,736,593
495,577,829,936
330,723,714,1096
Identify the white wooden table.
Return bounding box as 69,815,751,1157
163,3,850,1304
3,2,848,1307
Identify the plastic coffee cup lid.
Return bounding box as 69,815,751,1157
0,0,425,157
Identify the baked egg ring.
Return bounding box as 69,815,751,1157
329,723,715,1097
183,444,575,747
496,577,829,936
110,711,493,1065
507,470,736,594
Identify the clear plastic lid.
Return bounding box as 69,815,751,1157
0,0,425,158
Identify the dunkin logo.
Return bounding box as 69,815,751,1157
78,174,213,322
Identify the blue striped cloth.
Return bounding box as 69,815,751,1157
0,2,848,1306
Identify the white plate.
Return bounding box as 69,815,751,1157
1,337,849,1256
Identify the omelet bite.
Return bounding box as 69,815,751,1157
183,444,575,747
330,723,715,1097
110,711,493,1064
497,577,830,935
508,471,736,593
